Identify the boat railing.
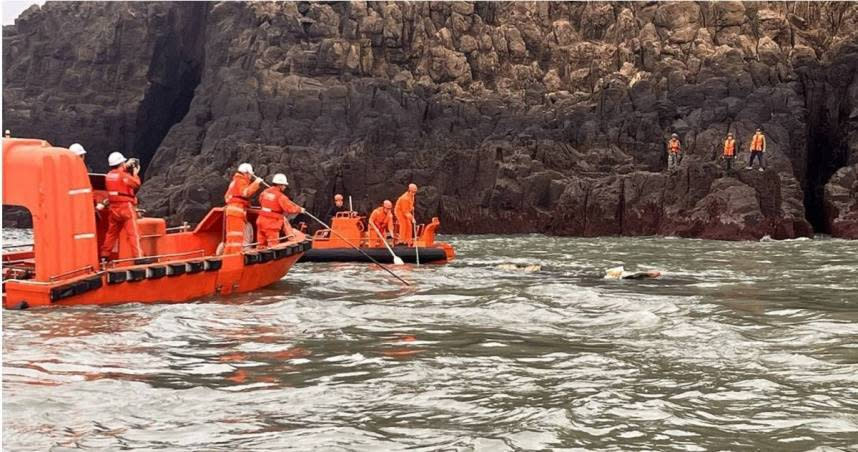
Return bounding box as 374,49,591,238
242,233,302,250
107,249,207,267
49,265,96,282
2,243,34,250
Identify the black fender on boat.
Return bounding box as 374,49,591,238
205,258,223,271
167,263,186,276
187,261,205,273
107,270,127,284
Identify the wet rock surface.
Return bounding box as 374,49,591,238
4,2,857,239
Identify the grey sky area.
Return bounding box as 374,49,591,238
3,1,44,26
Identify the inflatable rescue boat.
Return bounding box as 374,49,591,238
300,213,454,264
1,138,311,309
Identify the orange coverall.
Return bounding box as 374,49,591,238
394,191,415,245
100,167,142,259
368,206,394,247
255,186,302,248
223,172,261,254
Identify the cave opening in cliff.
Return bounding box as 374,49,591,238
804,116,848,234
132,59,202,177
132,8,207,177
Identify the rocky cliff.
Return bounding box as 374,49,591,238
4,2,858,239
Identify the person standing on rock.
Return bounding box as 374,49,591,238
395,184,418,245
256,173,304,248
746,128,766,172
223,163,263,254
325,193,349,224
667,133,682,171
721,133,737,172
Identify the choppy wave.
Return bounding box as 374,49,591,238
3,233,858,450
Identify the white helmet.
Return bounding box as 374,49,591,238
69,143,86,156
237,163,253,174
108,152,126,166
272,173,288,185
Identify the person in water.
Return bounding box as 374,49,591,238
721,132,736,172
325,193,349,224
395,183,418,245
746,128,766,172
100,152,142,262
667,133,682,171
368,200,395,247
605,266,662,280
223,163,263,254
256,173,304,248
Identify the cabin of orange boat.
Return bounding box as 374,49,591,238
2,138,100,282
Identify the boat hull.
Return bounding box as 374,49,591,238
3,240,312,309
300,246,448,264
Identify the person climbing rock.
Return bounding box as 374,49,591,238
368,200,395,247
100,152,142,261
256,173,304,248
746,128,766,172
223,163,262,254
721,132,736,172
667,133,682,171
395,183,418,245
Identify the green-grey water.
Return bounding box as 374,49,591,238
3,233,858,450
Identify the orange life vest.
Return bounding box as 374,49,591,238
723,138,735,157
668,138,681,154
258,186,301,219
751,133,765,151
105,167,140,204
225,173,254,207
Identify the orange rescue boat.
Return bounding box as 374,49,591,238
1,138,311,309
300,212,455,264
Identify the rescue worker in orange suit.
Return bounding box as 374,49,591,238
256,173,305,248
223,163,263,254
100,152,142,261
721,132,736,172
325,193,349,224
667,133,682,171
394,183,418,245
368,200,395,247
746,128,766,172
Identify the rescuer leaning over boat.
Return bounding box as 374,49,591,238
368,200,395,247
100,152,142,262
224,163,263,254
256,173,305,248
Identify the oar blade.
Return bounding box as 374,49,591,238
393,256,405,265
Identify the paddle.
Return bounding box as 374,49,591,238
368,219,405,265
304,211,410,286
412,221,420,267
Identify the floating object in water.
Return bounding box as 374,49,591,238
497,263,542,273
300,213,455,264
1,137,311,309
604,266,662,280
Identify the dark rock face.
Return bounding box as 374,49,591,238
4,2,858,239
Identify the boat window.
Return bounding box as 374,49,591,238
2,205,35,281
2,205,32,229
